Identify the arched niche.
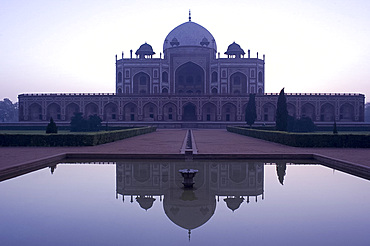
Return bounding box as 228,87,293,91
262,103,275,122
202,102,217,121
28,103,42,121
143,102,158,121
230,72,248,95
133,72,150,94
222,103,237,121
123,102,137,121
46,103,61,121
163,103,177,121
66,103,80,121
104,102,118,121
183,103,197,121
301,103,315,121
320,103,335,121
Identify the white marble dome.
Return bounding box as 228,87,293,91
163,21,217,52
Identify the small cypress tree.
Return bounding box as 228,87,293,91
46,117,58,134
276,88,288,131
245,94,257,127
333,119,338,134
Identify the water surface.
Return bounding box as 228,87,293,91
0,160,369,246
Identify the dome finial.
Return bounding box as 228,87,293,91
189,9,191,22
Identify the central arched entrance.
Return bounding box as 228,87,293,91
175,62,204,94
183,103,197,121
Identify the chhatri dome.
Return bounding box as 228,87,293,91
163,13,217,52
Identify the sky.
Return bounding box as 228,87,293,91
1,0,370,102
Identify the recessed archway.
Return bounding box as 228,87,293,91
340,103,354,121
104,102,118,121
202,103,217,121
28,103,42,121
133,72,150,94
46,103,61,121
320,103,335,121
85,103,99,117
230,72,248,95
66,103,80,121
175,62,204,94
183,103,197,121
301,103,315,121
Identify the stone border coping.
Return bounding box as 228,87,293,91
1,152,369,182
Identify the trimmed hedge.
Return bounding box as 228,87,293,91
0,126,156,147
227,126,370,148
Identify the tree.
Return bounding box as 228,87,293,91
0,98,18,122
70,112,87,132
276,88,288,131
88,114,102,131
276,161,287,185
294,116,316,132
245,94,257,127
46,117,58,134
333,119,338,134
70,112,102,132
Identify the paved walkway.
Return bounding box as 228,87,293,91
1,129,369,172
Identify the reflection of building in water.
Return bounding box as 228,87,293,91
116,161,264,235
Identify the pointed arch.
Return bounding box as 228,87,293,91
163,103,177,121
85,102,99,117
183,102,197,121
222,103,237,121
230,72,248,95
123,102,137,121
143,102,158,121
320,103,335,121
262,103,275,121
104,102,118,121
287,103,296,118
340,103,354,121
66,103,80,121
133,72,150,94
46,103,61,121
175,62,204,94
202,102,217,121
28,103,42,121
301,103,315,120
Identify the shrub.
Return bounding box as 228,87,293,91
46,117,58,134
70,113,102,132
227,126,370,148
293,117,316,132
88,114,102,132
0,126,156,146
70,112,87,132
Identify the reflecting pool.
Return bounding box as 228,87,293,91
1,160,369,246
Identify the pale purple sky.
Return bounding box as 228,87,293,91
1,0,369,102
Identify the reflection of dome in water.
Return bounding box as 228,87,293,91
224,197,244,211
163,190,216,231
136,196,156,211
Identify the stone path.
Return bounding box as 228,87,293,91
1,129,369,173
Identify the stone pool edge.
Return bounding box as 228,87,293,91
1,152,370,181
